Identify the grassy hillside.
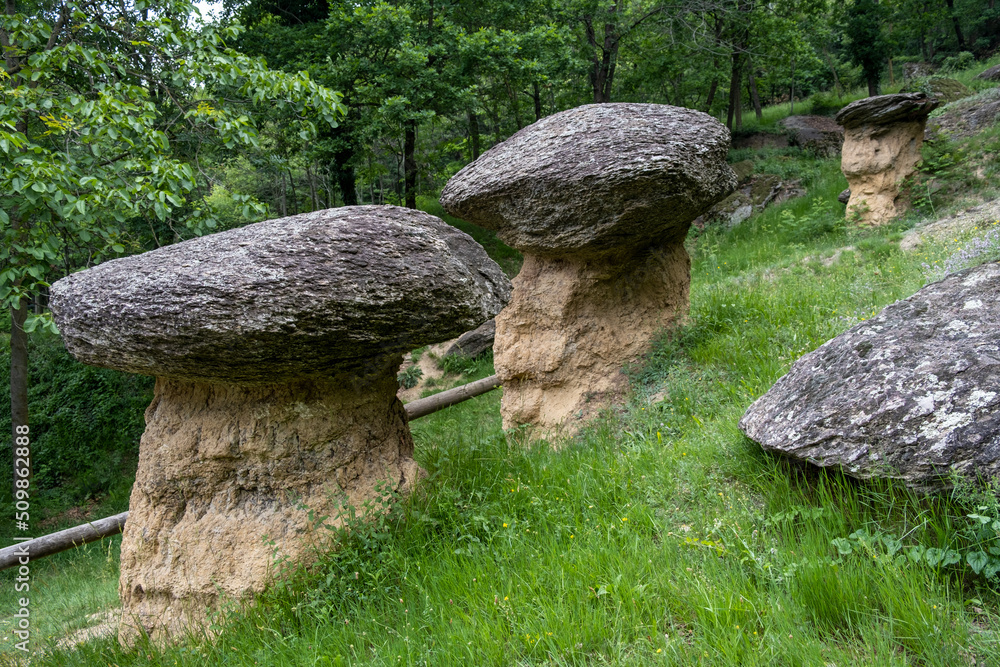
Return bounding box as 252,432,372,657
11,107,1000,665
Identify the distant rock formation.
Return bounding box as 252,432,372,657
442,103,736,437
926,88,1000,140
910,77,973,104
699,170,805,229
50,205,510,643
976,64,1000,82
836,93,940,225
903,62,936,80
740,261,1000,495
779,115,844,157
445,319,496,359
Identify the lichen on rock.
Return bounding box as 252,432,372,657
739,260,1000,494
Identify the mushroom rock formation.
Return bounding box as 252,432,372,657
835,93,940,225
49,205,510,643
440,103,736,436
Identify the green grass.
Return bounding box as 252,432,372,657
19,140,1000,665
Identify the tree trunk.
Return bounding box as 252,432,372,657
748,60,762,121
306,164,318,211
404,119,417,209
287,168,297,214
822,45,843,96
506,75,523,130
705,78,718,111
334,147,357,206
532,81,542,121
727,2,750,130
867,71,879,97
790,57,795,113
943,0,966,50
278,172,287,217
9,209,28,496
584,8,620,103
468,111,481,160
705,15,723,112
726,64,743,130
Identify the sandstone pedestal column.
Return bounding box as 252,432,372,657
441,104,736,437
49,205,510,643
835,93,940,225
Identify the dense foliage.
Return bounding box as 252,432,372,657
0,333,152,508
215,0,1000,213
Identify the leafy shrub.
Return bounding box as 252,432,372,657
397,364,423,389
776,200,844,242
940,51,975,73
439,352,479,376
0,333,152,506
809,90,847,116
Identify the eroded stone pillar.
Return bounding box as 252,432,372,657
442,103,736,437
836,93,939,225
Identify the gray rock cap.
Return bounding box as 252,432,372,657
440,103,736,258
835,93,940,130
739,261,1000,494
50,205,511,383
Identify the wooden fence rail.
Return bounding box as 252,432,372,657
0,375,500,571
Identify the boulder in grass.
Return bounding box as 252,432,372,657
739,261,1000,495
445,319,496,359
977,64,1000,82
50,205,511,644
779,115,844,157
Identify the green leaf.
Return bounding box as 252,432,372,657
881,536,902,556
925,548,944,567
967,551,989,574
831,538,853,556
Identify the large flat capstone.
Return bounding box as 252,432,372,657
50,205,510,383
739,261,1000,493
440,103,736,258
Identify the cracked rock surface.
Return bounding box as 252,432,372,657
440,103,735,259
739,261,1000,494
51,205,510,383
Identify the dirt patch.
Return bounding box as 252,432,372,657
396,340,453,403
